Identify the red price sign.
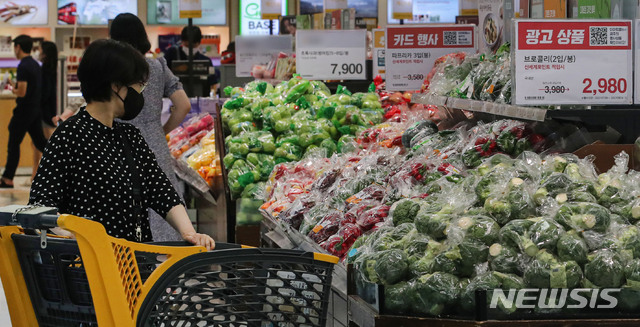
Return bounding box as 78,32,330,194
385,25,477,91
514,20,632,105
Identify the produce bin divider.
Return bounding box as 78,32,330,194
215,99,236,242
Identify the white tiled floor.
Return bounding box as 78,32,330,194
0,175,32,327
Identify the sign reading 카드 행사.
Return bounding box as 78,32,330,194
385,25,477,92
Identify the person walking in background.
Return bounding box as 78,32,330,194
28,41,59,184
1,35,47,188
110,13,191,241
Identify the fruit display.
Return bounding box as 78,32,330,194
166,113,220,186
220,77,385,198
422,43,512,104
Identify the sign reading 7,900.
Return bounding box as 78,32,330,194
513,20,632,105
296,30,367,80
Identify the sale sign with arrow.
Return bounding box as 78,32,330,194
513,20,632,105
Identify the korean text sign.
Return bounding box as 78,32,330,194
385,25,477,91
514,20,632,105
296,30,366,80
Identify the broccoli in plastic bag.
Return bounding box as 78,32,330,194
556,230,589,264
488,243,521,274
583,249,626,288
555,202,611,233
409,272,460,316
374,249,409,285
524,250,582,288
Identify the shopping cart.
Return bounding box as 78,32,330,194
0,205,339,327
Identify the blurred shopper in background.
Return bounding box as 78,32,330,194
110,13,192,242
1,35,46,188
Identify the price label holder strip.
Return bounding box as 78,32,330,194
413,93,548,122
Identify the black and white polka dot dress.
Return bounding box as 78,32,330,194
29,108,184,242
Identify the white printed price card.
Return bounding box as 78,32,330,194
296,30,366,80
385,25,477,92
514,20,632,105
236,35,293,77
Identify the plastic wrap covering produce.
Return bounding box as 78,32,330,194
220,77,385,198
422,43,513,104
165,113,220,185
267,131,640,317
263,118,557,262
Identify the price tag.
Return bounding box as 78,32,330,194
261,0,282,20
514,20,632,105
235,35,293,77
373,29,386,79
179,0,202,18
385,25,477,91
296,30,366,80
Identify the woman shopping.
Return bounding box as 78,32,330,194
110,13,191,241
29,39,214,250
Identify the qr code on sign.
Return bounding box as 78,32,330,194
443,31,457,45
589,27,608,46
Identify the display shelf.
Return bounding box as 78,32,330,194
173,159,217,204
260,210,348,297
413,94,548,122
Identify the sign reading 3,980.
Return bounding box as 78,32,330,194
514,20,632,105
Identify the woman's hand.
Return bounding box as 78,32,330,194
182,231,215,250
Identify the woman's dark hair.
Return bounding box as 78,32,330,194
109,13,151,54
12,34,33,53
78,39,149,103
41,41,58,75
181,25,203,44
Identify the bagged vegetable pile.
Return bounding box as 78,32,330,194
260,107,640,317
348,151,640,317
423,43,512,104
221,77,384,198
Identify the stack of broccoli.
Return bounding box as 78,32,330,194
351,151,640,317
221,78,384,198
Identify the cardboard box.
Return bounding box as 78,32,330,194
573,141,638,173
544,0,567,17
577,0,611,18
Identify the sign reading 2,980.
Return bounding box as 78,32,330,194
513,20,632,105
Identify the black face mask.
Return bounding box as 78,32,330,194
115,86,144,120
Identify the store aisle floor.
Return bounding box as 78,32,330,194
0,176,32,327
